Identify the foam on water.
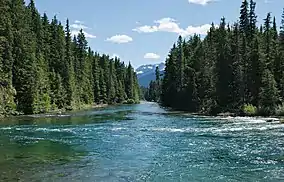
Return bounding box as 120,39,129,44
1,102,284,181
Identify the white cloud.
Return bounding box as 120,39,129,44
133,18,180,33
133,25,158,33
181,24,212,36
106,35,133,44
188,0,214,5
144,53,160,59
71,30,96,39
155,18,182,33
71,24,88,30
70,20,96,39
74,20,83,24
133,17,211,37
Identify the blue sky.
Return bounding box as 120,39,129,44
30,0,284,68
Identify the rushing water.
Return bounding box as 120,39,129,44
0,102,284,182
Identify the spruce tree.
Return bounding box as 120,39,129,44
259,70,279,115
92,53,101,103
125,63,134,100
11,0,38,114
214,17,233,111
240,0,249,35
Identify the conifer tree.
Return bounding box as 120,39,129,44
259,70,279,115
0,0,141,115
92,53,101,103
64,19,76,107
125,63,134,99
240,0,249,35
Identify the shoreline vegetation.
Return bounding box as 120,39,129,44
144,0,284,117
0,100,140,119
0,0,140,118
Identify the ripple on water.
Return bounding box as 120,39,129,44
1,103,284,181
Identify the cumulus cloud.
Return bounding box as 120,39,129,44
144,53,160,59
70,20,96,38
188,0,214,5
133,17,211,37
70,24,88,30
71,30,96,39
74,20,83,24
71,20,89,30
181,24,212,36
106,35,133,44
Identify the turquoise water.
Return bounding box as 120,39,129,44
0,102,284,181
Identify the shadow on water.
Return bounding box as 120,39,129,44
0,135,86,181
0,108,134,126
0,104,144,181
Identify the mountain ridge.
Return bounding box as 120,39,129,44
136,62,165,87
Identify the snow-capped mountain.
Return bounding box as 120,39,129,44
136,63,165,87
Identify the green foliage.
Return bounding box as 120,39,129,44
122,99,136,105
144,66,161,102
158,0,284,116
276,104,284,116
242,104,257,116
0,0,140,116
259,70,279,115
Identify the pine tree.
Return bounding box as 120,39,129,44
230,23,244,110
183,66,198,111
248,0,257,40
259,70,279,115
125,63,134,100
0,0,141,115
161,44,179,107
214,17,233,111
76,29,89,104
28,0,51,113
64,19,76,108
157,0,284,116
279,9,284,99
0,0,16,115
99,68,107,103
177,35,185,92
264,13,273,71
240,0,249,35
11,0,38,114
107,60,117,104
92,53,101,103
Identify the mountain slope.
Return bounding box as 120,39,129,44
136,63,165,87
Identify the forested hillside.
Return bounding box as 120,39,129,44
0,0,140,116
154,0,284,116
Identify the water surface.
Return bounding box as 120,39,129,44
0,102,284,181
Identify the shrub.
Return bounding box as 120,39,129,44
242,104,257,116
122,99,136,105
276,104,284,116
257,106,276,116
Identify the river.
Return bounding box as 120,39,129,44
0,102,284,181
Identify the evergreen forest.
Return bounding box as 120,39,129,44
0,0,140,116
147,0,284,116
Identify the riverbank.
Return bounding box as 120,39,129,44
0,103,109,119
159,103,284,124
0,99,141,118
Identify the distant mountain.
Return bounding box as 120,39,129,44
136,63,165,87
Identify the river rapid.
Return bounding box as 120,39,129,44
0,102,284,181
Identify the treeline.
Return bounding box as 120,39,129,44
0,0,139,116
154,0,284,116
143,67,161,102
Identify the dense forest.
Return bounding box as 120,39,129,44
147,0,284,116
0,0,140,116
